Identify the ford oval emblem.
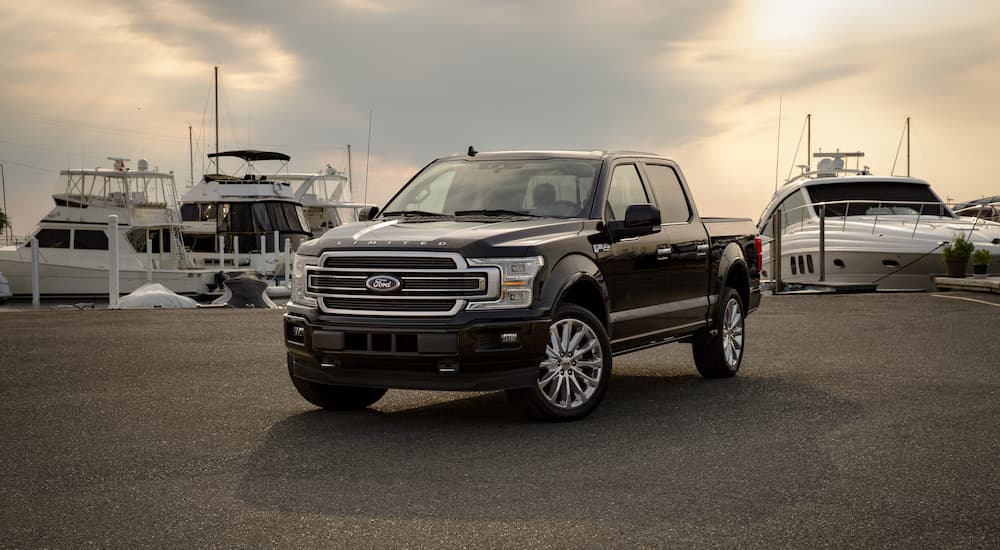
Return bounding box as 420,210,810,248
365,274,402,293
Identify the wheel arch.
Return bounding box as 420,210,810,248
539,253,610,330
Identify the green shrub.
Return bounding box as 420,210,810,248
942,234,974,261
972,249,992,266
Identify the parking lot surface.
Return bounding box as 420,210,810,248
1,292,998,548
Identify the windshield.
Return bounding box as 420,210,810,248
382,158,602,218
805,181,954,218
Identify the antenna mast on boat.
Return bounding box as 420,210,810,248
347,144,353,199
188,125,194,189
364,110,373,205
891,116,911,176
214,66,219,170
906,116,910,177
774,96,782,192
806,113,811,172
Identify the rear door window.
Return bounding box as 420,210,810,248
643,164,691,223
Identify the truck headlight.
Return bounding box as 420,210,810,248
291,253,319,307
466,256,544,310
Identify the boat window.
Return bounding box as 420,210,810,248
34,229,71,248
183,234,217,253
127,229,147,252
180,204,199,222
806,181,951,217
73,230,108,250
643,164,691,223
779,190,807,228
606,164,649,221
252,203,274,232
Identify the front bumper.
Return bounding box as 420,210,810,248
284,313,550,391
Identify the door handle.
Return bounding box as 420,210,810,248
656,247,672,259
696,243,710,257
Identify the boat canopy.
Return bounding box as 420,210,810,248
207,150,291,162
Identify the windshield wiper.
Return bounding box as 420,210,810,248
381,210,452,218
454,209,543,218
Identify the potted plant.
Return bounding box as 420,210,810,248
941,234,974,278
972,249,991,279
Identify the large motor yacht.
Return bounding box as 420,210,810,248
179,150,313,277
0,158,218,297
758,152,1000,290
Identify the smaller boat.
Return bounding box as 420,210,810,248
954,196,1000,223
0,158,219,298
758,151,1000,290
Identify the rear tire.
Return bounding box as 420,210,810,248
506,304,612,421
692,286,745,378
288,360,387,410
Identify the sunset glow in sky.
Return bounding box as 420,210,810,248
1,0,998,234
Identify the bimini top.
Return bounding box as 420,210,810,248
207,150,291,162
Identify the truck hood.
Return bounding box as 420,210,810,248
298,218,588,257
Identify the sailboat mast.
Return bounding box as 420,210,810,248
214,66,219,168
188,125,194,189
347,144,353,198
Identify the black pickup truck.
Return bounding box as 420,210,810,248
284,150,761,421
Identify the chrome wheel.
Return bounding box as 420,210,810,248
537,318,604,409
721,297,744,368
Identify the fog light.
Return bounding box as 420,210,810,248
500,331,519,345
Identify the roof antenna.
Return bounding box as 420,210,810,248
467,145,478,157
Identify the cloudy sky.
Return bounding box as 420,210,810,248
1,0,999,235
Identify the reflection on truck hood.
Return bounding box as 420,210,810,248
298,218,588,257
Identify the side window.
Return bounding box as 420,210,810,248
644,164,691,223
35,229,71,248
779,191,806,228
605,164,648,221
73,230,109,250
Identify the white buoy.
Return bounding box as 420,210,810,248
108,215,119,309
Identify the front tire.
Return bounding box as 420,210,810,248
288,359,387,410
692,287,745,378
507,304,612,421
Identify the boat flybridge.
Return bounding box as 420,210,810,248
0,158,218,297
179,150,313,277
758,151,1000,291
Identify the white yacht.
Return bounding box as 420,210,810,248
179,150,313,277
0,158,218,297
758,152,1000,290
281,165,374,237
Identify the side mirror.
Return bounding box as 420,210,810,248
624,203,661,228
364,205,379,221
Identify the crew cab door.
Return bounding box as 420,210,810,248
640,162,711,329
598,162,673,349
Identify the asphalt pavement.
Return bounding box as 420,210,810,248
1,292,998,549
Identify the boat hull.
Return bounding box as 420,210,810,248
0,258,216,298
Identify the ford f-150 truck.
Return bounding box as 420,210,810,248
284,149,761,421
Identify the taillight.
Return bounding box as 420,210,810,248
754,236,763,260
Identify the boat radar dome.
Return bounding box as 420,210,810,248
137,159,149,171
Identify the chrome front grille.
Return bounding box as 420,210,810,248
307,251,500,316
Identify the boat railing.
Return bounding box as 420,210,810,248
775,199,957,239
